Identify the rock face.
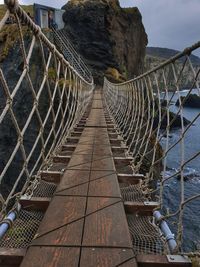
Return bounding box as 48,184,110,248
145,48,200,91
176,94,200,108
62,0,148,84
153,108,190,130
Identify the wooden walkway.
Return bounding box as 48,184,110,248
20,90,137,267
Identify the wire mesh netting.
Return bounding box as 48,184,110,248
127,214,165,255
32,180,57,198
120,184,146,202
0,1,94,218
0,209,43,248
104,43,200,253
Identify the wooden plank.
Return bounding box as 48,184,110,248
0,248,25,267
56,183,89,196
48,162,68,172
20,93,144,266
114,157,134,168
137,255,191,267
20,197,50,211
111,146,128,153
32,219,84,246
108,133,120,138
40,171,62,184
53,155,71,164
56,169,90,193
20,247,80,267
61,144,76,151
124,202,158,216
80,248,136,267
91,156,115,171
35,196,86,237
66,137,80,144
73,126,84,131
110,139,122,146
88,174,121,197
67,154,92,169
71,132,82,137
83,202,132,248
86,197,122,215
118,173,144,185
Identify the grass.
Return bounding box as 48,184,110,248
0,5,33,62
123,7,139,14
105,67,126,83
0,4,33,20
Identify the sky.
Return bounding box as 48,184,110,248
1,0,200,56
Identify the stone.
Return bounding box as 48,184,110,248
175,94,200,108
62,0,148,84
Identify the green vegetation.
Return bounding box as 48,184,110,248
0,24,30,62
0,4,33,20
105,67,126,83
191,257,200,267
0,5,33,62
123,7,139,15
146,46,200,66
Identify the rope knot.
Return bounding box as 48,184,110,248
18,135,23,144
156,214,165,226
5,0,19,13
6,97,13,107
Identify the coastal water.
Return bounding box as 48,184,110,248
160,89,200,252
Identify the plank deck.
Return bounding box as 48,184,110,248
20,90,135,267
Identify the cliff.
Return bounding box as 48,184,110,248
62,0,148,84
145,47,200,90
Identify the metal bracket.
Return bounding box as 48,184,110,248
167,255,191,263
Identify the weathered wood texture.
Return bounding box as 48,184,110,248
20,91,134,267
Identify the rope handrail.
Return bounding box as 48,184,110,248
105,41,200,87
52,26,93,83
0,0,94,218
104,41,200,253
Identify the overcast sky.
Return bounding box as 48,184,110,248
1,0,200,56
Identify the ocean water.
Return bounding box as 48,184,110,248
160,89,200,252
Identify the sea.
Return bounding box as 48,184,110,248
160,89,200,252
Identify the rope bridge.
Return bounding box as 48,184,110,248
0,0,94,217
104,42,200,255
0,0,200,265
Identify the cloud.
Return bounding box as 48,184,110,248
120,0,200,56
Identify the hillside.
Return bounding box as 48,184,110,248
145,47,200,90
62,0,148,84
146,46,200,66
0,4,33,20
0,5,33,62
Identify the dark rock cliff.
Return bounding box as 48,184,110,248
62,0,148,84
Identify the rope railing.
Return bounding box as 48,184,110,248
104,42,200,253
0,0,94,218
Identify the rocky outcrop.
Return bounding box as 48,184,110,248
62,0,148,84
175,94,200,108
145,52,200,91
153,108,190,130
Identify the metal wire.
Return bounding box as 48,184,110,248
127,214,165,255
0,209,43,248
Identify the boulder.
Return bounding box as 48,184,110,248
62,0,148,84
153,108,190,130
175,94,200,108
